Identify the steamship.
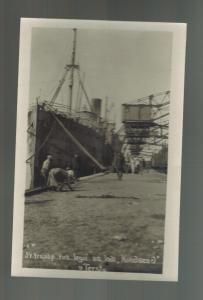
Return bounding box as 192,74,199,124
26,29,119,190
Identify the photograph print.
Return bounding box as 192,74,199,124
12,19,186,281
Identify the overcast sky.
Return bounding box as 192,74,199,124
29,27,172,127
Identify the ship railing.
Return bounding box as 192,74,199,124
29,101,107,133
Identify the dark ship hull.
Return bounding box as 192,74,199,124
26,104,118,189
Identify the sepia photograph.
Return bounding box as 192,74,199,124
11,19,186,281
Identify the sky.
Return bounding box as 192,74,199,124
29,27,173,128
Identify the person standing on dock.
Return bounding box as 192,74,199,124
130,156,136,174
66,166,75,183
113,151,125,180
72,154,80,181
40,155,53,186
135,157,140,174
139,157,145,174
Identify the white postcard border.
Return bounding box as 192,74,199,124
11,18,187,281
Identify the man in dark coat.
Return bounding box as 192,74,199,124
72,154,80,180
113,151,125,179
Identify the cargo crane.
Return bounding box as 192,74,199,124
120,91,170,169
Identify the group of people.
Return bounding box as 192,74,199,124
129,156,146,174
40,154,80,191
113,151,146,179
40,151,146,189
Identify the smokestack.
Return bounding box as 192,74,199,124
91,98,102,117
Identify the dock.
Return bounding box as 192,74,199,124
23,170,166,273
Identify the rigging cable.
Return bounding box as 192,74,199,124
76,69,93,111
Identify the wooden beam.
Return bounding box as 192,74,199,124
51,112,106,171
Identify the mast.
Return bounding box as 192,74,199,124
68,28,77,114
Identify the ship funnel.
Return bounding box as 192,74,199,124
91,98,102,117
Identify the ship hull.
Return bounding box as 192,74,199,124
26,105,115,189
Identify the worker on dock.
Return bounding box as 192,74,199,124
138,157,145,174
47,167,73,191
40,155,53,186
66,166,75,183
113,151,125,180
130,156,136,174
72,154,80,181
135,157,140,174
